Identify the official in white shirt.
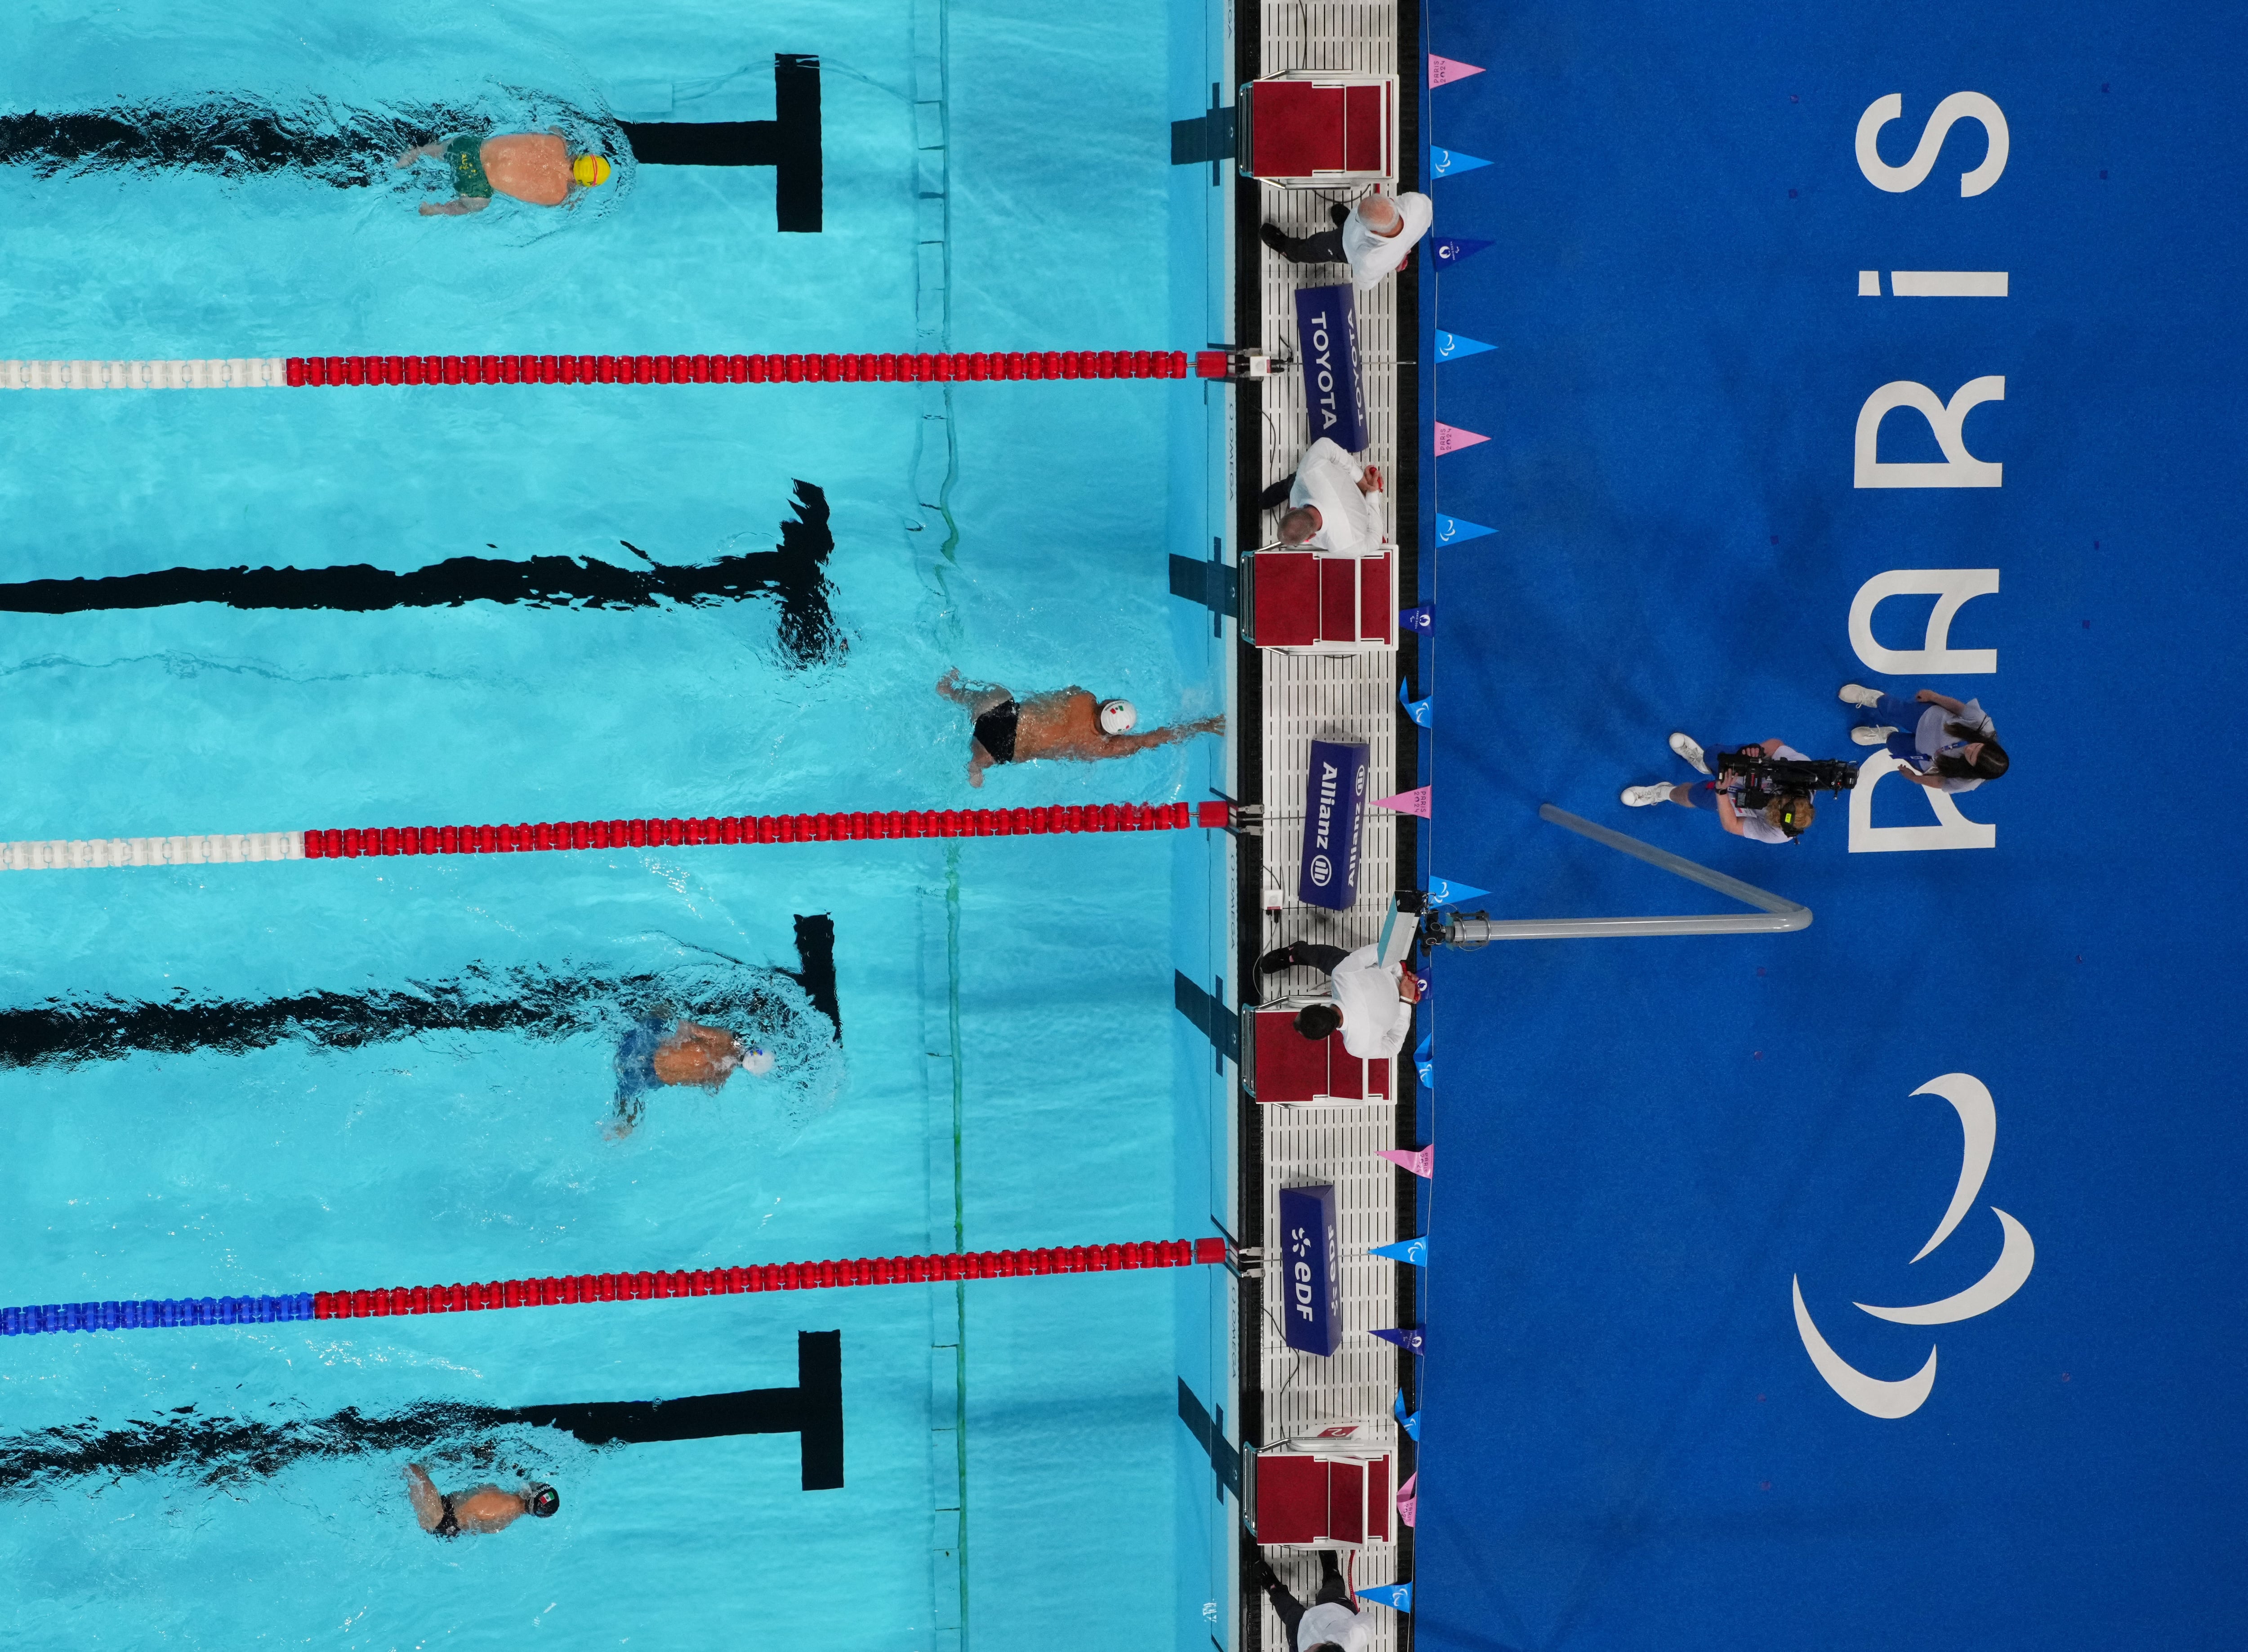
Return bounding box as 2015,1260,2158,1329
1248,1550,1372,1652
1268,437,1385,553
1261,190,1436,291
1256,938,1420,1060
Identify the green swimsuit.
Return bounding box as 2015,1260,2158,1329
443,136,493,199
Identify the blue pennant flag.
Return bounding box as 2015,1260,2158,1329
1434,514,1494,545
1414,1032,1432,1065
1399,604,1435,633
1416,1056,1434,1091
1371,1237,1428,1267
1431,237,1490,267
1394,1391,1422,1440
1357,1582,1414,1613
1433,330,1495,362
1398,678,1432,726
1429,147,1491,178
1426,876,1489,907
1372,1326,1427,1354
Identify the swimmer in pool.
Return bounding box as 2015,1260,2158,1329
405,1463,558,1537
394,131,611,215
607,1017,776,1138
936,669,1224,788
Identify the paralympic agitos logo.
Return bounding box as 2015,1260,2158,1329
1793,1073,2034,1418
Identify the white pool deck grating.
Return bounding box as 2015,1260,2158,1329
1244,0,1413,1646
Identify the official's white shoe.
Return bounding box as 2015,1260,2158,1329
1851,725,1898,746
1667,732,1710,775
1838,683,1885,708
1620,783,1674,806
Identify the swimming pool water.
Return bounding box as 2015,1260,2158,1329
0,0,1239,1643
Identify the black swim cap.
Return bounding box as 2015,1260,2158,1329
527,1483,560,1518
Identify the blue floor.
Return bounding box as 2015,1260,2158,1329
1412,3,2248,1647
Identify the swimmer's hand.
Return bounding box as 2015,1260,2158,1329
967,762,986,788
395,142,443,167
419,197,491,216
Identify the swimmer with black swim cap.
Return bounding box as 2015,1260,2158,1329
395,131,612,215
935,668,1223,788
405,1463,559,1536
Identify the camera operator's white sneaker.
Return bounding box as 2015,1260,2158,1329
1838,683,1885,708
1850,725,1897,746
1620,784,1673,806
1667,732,1710,775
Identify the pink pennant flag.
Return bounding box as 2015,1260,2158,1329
1378,1145,1434,1178
1433,422,1490,454
1373,786,1431,818
1397,1471,1418,1527
1428,55,1484,87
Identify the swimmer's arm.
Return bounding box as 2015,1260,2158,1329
419,196,491,217
395,142,444,165
1101,716,1225,755
404,1464,446,1530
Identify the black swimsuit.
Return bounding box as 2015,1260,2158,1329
972,699,1019,764
433,1495,460,1539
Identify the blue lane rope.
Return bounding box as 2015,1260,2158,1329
0,1295,316,1336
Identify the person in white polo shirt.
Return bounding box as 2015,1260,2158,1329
1255,938,1421,1059
1620,733,1818,843
1260,189,1435,291
1838,684,2009,790
1247,1550,1371,1652
1264,437,1385,552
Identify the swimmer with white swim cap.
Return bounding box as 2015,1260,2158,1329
395,131,612,215
935,670,1225,788
607,1018,773,1138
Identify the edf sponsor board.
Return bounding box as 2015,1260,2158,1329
1278,1183,1341,1356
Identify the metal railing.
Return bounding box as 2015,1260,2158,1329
1424,805,1813,944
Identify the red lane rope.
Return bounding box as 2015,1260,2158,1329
314,1237,1231,1321
302,801,1232,861
283,350,1212,387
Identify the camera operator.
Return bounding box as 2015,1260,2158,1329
1839,685,2007,791
1621,735,1816,843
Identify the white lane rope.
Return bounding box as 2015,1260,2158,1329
0,358,289,391
0,832,304,871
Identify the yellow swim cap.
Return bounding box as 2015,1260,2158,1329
573,155,612,187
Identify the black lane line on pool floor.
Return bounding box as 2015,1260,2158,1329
0,57,821,233
620,54,823,233
0,916,841,1069
0,483,842,668
0,1331,846,1494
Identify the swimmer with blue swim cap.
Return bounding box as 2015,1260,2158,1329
395,131,611,216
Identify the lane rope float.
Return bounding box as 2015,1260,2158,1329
0,801,1236,874
0,351,1233,390
0,1237,1233,1336
0,358,288,391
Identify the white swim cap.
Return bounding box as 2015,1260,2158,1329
1099,699,1137,735
740,1045,776,1077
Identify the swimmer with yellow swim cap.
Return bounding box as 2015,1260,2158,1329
395,131,613,215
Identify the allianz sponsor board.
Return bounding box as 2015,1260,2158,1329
1298,739,1369,910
